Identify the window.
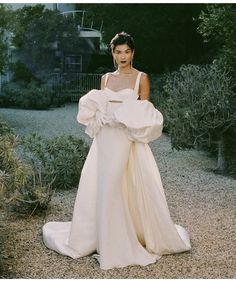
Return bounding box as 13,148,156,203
64,55,82,72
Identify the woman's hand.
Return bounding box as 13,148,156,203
95,111,109,127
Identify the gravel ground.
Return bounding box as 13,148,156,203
0,104,235,278
0,103,91,144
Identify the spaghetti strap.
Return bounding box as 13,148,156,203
134,72,143,95
104,73,110,87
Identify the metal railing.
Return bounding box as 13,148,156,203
60,10,103,32
49,72,103,101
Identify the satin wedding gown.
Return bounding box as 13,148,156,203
42,71,191,270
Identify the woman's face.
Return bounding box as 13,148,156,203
112,44,134,68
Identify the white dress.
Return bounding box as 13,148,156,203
42,71,191,270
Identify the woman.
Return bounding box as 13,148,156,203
42,32,191,270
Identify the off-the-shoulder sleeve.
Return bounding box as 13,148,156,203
114,100,164,143
77,89,108,138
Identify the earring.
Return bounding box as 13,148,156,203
130,58,133,68
113,58,117,68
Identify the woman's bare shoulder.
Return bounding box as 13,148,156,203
139,71,150,91
140,71,150,82
101,73,107,80
139,70,148,77
101,71,116,80
133,68,148,79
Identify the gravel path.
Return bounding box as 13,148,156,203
0,104,235,278
0,103,91,144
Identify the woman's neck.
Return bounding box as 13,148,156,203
116,65,134,75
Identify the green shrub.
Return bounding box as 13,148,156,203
10,61,40,83
19,133,89,190
1,81,52,109
0,80,66,109
0,134,29,198
159,62,236,176
0,133,54,214
150,73,169,132
11,167,55,215
0,117,14,136
162,63,236,149
0,232,6,277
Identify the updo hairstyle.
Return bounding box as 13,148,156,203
109,32,135,52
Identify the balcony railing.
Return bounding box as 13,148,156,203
60,10,103,33
49,72,103,101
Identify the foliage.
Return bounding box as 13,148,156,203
0,229,7,277
0,127,89,215
197,4,236,175
10,60,40,83
197,4,236,78
19,133,89,190
150,74,167,122
0,31,8,75
2,4,215,75
11,4,46,48
0,80,63,109
76,3,210,73
162,63,236,151
12,4,81,81
0,133,54,214
0,116,14,136
0,117,13,273
223,124,236,176
0,4,13,74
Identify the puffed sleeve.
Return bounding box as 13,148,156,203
77,89,108,138
113,100,164,143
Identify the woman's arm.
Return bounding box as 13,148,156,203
139,73,150,100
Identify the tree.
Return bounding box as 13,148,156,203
12,5,81,81
197,4,236,78
0,4,13,74
11,4,46,49
163,63,236,173
197,4,236,176
76,3,211,73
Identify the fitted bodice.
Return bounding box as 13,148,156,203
103,71,143,102
104,87,139,101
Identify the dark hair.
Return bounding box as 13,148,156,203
109,31,135,52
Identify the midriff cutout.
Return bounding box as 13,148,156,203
109,100,123,103
105,87,134,93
